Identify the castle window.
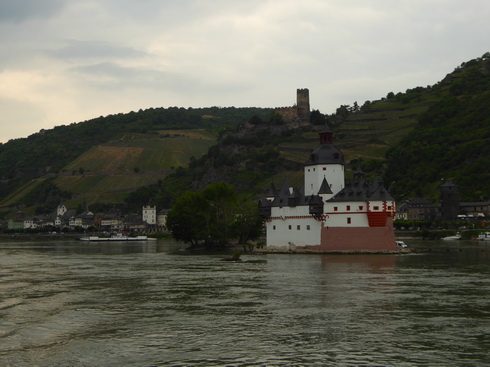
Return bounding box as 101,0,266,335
359,205,363,210
273,225,276,230
307,225,310,230
346,205,351,211
387,206,392,210
373,206,379,210
288,225,292,230
334,207,338,211
297,225,300,230
323,167,326,171
347,217,351,224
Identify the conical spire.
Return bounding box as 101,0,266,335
318,176,333,194
266,182,278,198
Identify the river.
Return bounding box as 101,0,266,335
1,238,489,366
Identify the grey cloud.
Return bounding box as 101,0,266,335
49,40,148,60
71,62,199,91
0,0,65,22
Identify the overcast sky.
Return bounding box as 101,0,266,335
1,0,489,143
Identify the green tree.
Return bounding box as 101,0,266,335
166,182,262,248
166,190,210,247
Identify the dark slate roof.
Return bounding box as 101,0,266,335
278,179,291,197
368,180,394,201
328,178,393,202
269,182,321,208
305,143,344,166
305,124,344,166
318,176,333,194
266,182,278,197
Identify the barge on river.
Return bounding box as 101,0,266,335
79,234,149,242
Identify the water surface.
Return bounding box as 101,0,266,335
1,239,489,366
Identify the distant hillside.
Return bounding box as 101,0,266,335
125,53,490,210
0,107,271,214
1,53,489,217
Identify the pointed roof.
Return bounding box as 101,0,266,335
318,176,333,194
266,183,278,198
367,179,394,201
278,179,291,197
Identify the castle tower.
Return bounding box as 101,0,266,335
440,180,460,221
304,124,344,196
296,88,310,122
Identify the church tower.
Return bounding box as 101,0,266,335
296,88,310,122
304,124,344,196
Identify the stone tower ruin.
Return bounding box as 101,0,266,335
296,88,310,122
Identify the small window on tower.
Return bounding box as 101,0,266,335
307,225,310,230
288,225,292,230
273,225,276,230
346,205,351,211
323,167,326,171
347,217,351,224
359,205,363,210
297,225,300,230
373,206,379,210
334,206,338,211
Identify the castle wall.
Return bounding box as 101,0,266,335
266,205,321,247
310,217,398,251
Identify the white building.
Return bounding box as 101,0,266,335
259,125,398,252
142,203,157,225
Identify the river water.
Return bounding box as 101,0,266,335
0,238,489,366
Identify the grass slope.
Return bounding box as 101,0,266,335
0,130,217,211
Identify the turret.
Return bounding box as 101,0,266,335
304,124,345,196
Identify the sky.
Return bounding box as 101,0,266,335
1,0,489,143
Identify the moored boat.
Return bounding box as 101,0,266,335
79,233,149,241
396,241,408,248
476,232,490,241
441,232,461,241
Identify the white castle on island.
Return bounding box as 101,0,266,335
259,124,398,252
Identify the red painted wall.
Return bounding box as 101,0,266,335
305,217,397,251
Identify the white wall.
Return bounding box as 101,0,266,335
304,164,344,196
267,205,322,247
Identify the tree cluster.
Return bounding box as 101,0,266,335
165,182,263,248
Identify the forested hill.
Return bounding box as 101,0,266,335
125,53,490,210
0,107,271,199
1,53,489,215
384,53,490,202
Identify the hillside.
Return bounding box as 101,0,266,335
1,53,489,217
0,108,270,214
127,53,490,210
